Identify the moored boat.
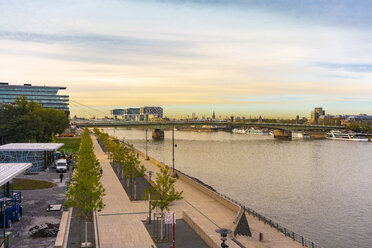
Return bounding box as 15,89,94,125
325,131,369,142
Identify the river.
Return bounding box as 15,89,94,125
104,127,372,248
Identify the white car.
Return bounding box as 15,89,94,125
56,159,68,173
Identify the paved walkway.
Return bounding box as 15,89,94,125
135,151,304,248
93,135,303,248
93,137,155,248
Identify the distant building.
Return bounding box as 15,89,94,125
140,106,163,118
212,111,215,119
123,108,140,121
0,82,69,115
111,109,125,116
258,115,263,123
318,114,340,125
311,107,325,124
110,109,124,120
340,114,372,126
111,106,163,121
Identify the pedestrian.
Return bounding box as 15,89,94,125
100,168,103,175
59,173,64,183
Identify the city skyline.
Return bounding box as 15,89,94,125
1,1,372,117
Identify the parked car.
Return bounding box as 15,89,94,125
56,159,68,173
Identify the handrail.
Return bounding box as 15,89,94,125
177,169,323,248
96,135,323,248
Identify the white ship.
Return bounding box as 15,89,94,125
246,128,268,135
325,131,369,142
232,128,246,134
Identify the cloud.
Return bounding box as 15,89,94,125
317,63,372,72
142,0,372,29
0,30,202,61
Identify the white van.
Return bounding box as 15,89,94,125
56,159,68,173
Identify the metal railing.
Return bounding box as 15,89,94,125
96,135,322,248
176,169,322,248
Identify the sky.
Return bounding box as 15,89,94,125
1,0,372,118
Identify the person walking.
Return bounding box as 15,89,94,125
100,168,103,175
59,173,64,183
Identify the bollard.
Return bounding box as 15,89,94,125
302,236,304,246
259,232,263,242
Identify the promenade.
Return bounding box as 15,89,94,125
93,136,155,248
93,135,303,248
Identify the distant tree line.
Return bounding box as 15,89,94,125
0,95,69,142
345,123,371,133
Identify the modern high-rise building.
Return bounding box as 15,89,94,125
0,82,69,115
140,106,163,118
111,106,163,121
311,107,325,124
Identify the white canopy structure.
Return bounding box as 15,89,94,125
0,143,64,172
0,163,32,187
0,143,64,151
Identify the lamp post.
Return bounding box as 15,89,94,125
1,197,11,248
172,126,177,173
147,171,153,224
216,228,232,248
145,129,149,160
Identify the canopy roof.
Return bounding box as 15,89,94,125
0,143,64,151
0,163,32,186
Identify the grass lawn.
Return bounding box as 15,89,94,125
13,178,56,190
56,137,81,153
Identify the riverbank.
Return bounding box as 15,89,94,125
130,145,318,248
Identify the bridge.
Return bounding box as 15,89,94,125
74,120,344,130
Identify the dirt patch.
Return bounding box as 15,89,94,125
29,223,59,238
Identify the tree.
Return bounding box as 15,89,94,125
345,123,361,132
93,127,100,136
361,123,371,133
0,95,69,142
149,166,183,240
65,127,105,246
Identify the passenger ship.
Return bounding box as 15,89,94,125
325,131,369,142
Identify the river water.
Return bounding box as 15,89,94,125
104,127,372,248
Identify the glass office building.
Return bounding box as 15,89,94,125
0,82,69,115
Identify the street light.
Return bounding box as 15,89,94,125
1,197,11,248
172,126,177,173
147,171,153,224
216,228,232,248
145,129,149,160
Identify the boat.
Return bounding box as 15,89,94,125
325,131,369,142
246,128,268,135
232,128,246,134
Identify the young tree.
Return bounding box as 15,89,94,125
65,127,105,246
150,166,183,240
93,127,100,136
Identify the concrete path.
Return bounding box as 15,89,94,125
136,152,304,248
93,137,155,248
93,134,303,248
